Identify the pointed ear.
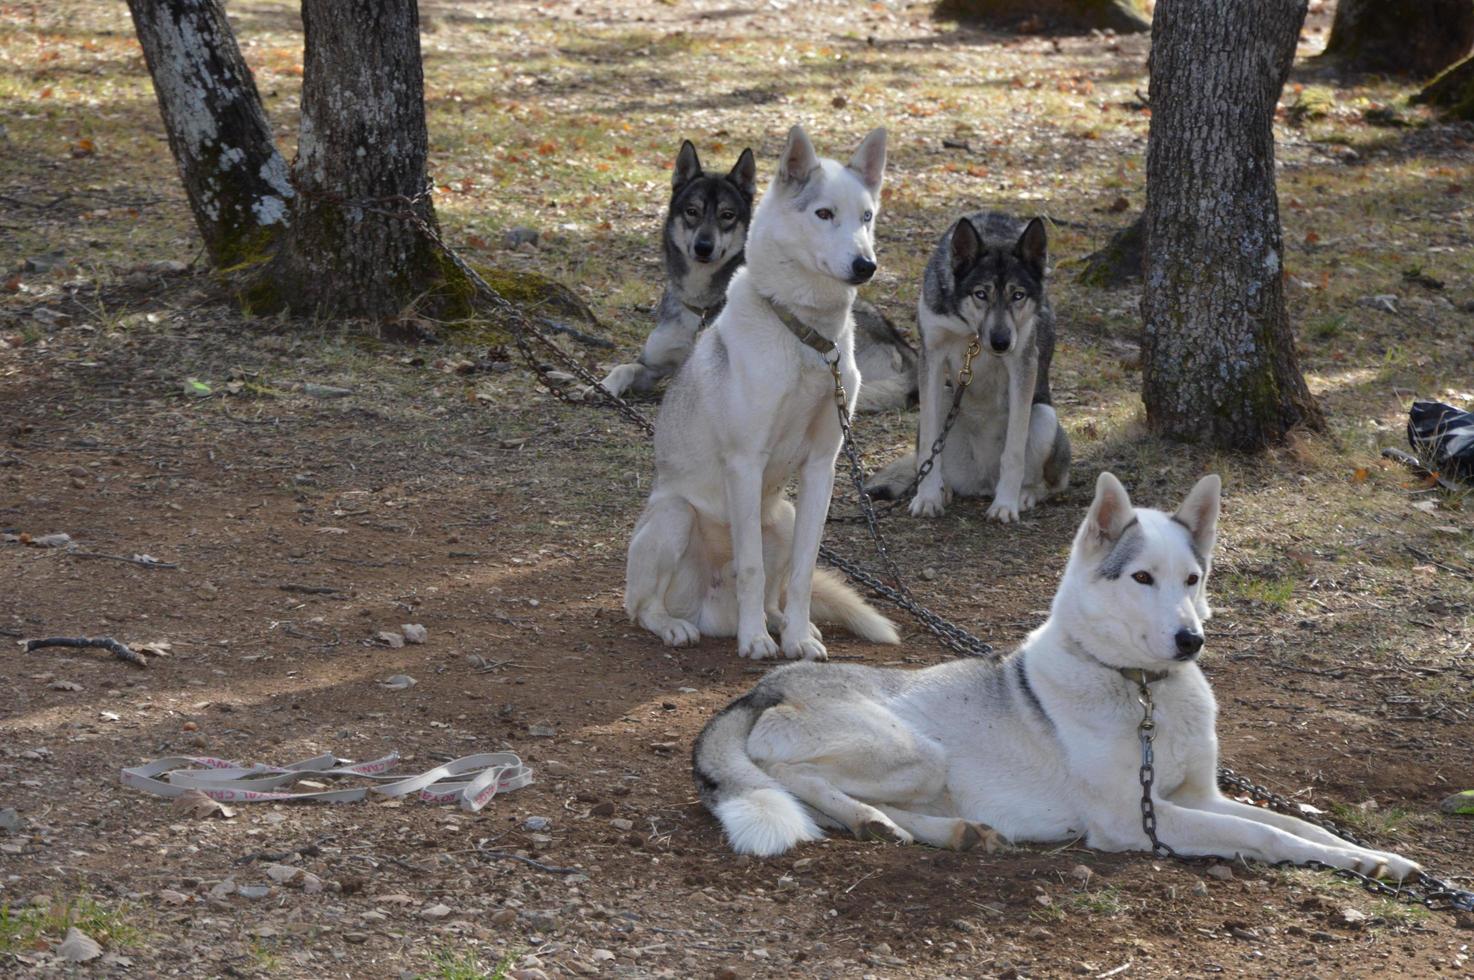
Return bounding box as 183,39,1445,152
727,148,756,201
1173,474,1222,559
847,127,887,195
1014,217,1047,278
673,140,702,190
779,126,820,186
950,218,981,280
1083,471,1135,551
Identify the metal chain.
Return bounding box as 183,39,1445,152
1134,678,1474,914
304,189,1470,916
827,361,993,659
827,339,979,524
347,192,992,658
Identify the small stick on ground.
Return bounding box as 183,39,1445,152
68,551,179,569
23,636,148,668
475,844,580,875
278,584,345,595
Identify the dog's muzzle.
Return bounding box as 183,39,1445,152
693,238,715,262
848,256,877,284
988,330,1014,355
1173,629,1204,660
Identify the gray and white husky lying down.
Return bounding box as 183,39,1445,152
692,472,1420,882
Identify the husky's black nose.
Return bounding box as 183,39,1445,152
849,257,877,283
1174,629,1204,660
693,238,715,262
989,331,1013,354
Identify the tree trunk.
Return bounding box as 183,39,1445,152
255,0,446,319
126,0,293,267
936,0,1151,33
1321,0,1474,78
1413,52,1474,118
1141,0,1324,450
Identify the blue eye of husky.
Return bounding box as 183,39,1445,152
815,208,833,221
1010,289,1027,303
1131,570,1155,586
862,210,873,223
972,287,989,301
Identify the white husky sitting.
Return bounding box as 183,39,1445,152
691,472,1421,883
624,126,900,661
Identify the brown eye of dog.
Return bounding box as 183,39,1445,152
685,206,699,218
719,210,735,221
1132,571,1154,586
1186,573,1200,586
1011,289,1027,303
815,208,833,221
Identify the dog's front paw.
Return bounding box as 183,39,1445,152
737,631,781,660
987,497,1021,523
658,618,701,648
1366,850,1422,882
781,632,828,661
859,817,913,846
910,489,947,518
1018,488,1039,512
949,820,1002,853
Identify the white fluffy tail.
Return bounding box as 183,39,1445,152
693,693,823,856
811,568,900,644
714,789,822,857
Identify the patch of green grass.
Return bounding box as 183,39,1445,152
421,949,514,980
1309,314,1346,340
1066,886,1125,916
1223,573,1297,608
1327,803,1420,838
1368,898,1432,927
0,894,140,953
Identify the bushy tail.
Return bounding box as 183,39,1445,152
861,451,917,502
811,568,900,644
692,693,822,856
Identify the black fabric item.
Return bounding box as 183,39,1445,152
1408,400,1474,481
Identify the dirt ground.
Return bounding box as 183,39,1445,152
3,1,1474,978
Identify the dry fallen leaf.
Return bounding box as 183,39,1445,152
48,679,83,691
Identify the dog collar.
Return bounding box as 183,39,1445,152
762,295,837,359
1118,667,1170,687
680,299,716,325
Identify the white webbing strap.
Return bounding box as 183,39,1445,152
120,750,532,812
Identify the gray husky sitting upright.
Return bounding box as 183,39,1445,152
869,213,1070,521
600,141,756,400
599,141,918,412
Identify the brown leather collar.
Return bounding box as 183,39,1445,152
762,294,836,359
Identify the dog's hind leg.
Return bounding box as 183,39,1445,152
768,763,913,845
625,496,702,647
873,806,1001,852
1018,403,1069,511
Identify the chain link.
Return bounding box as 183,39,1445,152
827,360,994,658
827,338,979,524
1134,677,1474,914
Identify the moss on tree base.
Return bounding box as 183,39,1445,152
1414,54,1474,120
935,0,1150,34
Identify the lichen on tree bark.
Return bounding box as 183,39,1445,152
126,0,293,267
1141,0,1324,450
